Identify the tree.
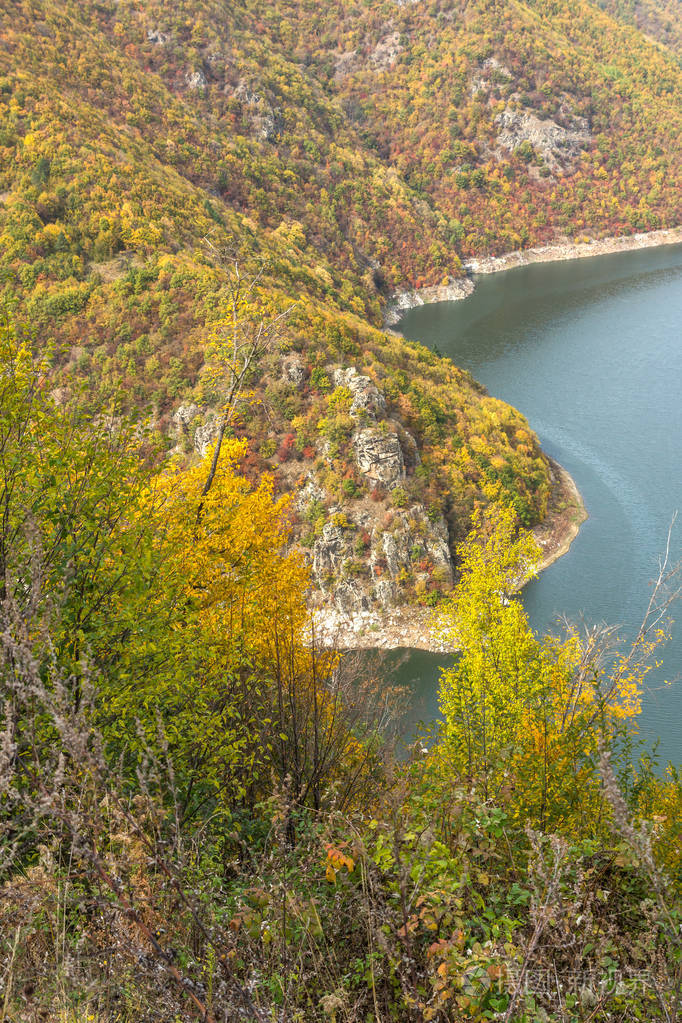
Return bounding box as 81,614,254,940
0,317,155,701
199,247,294,500
102,437,393,824
438,504,653,830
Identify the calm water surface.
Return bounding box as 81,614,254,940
393,243,682,763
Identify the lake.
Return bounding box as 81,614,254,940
391,241,682,764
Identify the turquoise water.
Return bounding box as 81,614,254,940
393,242,682,763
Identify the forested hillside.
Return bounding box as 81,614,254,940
1,0,680,615
3,1,682,1018
599,0,682,57
2,325,682,1021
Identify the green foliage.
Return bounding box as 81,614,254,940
439,504,652,832
1,335,681,1021
0,318,155,686
1,3,682,1013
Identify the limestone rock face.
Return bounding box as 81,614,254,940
400,429,420,468
194,415,219,456
172,403,200,434
311,523,349,589
307,498,454,617
370,32,403,70
334,579,370,614
147,29,169,45
232,79,261,105
332,367,386,419
334,50,360,82
372,577,396,607
384,277,475,327
295,474,326,513
232,79,282,140
170,404,200,452
495,108,591,171
170,404,218,455
282,354,307,386
186,69,207,90
353,427,405,487
370,503,453,606
256,111,281,142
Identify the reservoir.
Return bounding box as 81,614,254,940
392,242,682,765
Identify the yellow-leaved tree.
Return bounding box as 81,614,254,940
438,505,647,830
106,438,384,821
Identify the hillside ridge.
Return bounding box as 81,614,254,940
1,0,680,613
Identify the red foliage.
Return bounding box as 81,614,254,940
277,432,297,462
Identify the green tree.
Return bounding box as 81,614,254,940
438,505,644,829
0,318,154,702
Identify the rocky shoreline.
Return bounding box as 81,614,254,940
316,224,682,651
464,225,682,276
384,225,682,326
383,277,474,327
312,455,587,652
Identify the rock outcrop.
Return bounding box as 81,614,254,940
172,402,199,428
231,79,283,141
170,404,218,455
312,522,350,585
172,362,455,625
186,69,207,90
384,277,475,327
375,505,453,592
495,108,591,172
282,354,307,386
295,474,326,513
334,50,360,82
370,32,403,70
469,57,512,96
332,367,386,419
309,500,454,617
352,427,405,487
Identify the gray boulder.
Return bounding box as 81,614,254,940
186,69,207,90
332,367,386,419
147,29,169,45
282,355,307,386
353,427,405,487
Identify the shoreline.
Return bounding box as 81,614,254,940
313,455,587,653
328,223,680,652
384,224,682,326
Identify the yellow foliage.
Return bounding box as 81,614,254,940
438,504,646,829
150,438,309,664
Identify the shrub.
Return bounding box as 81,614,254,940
391,486,407,508
277,432,297,461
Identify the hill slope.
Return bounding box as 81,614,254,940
1,0,680,618
598,0,682,57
